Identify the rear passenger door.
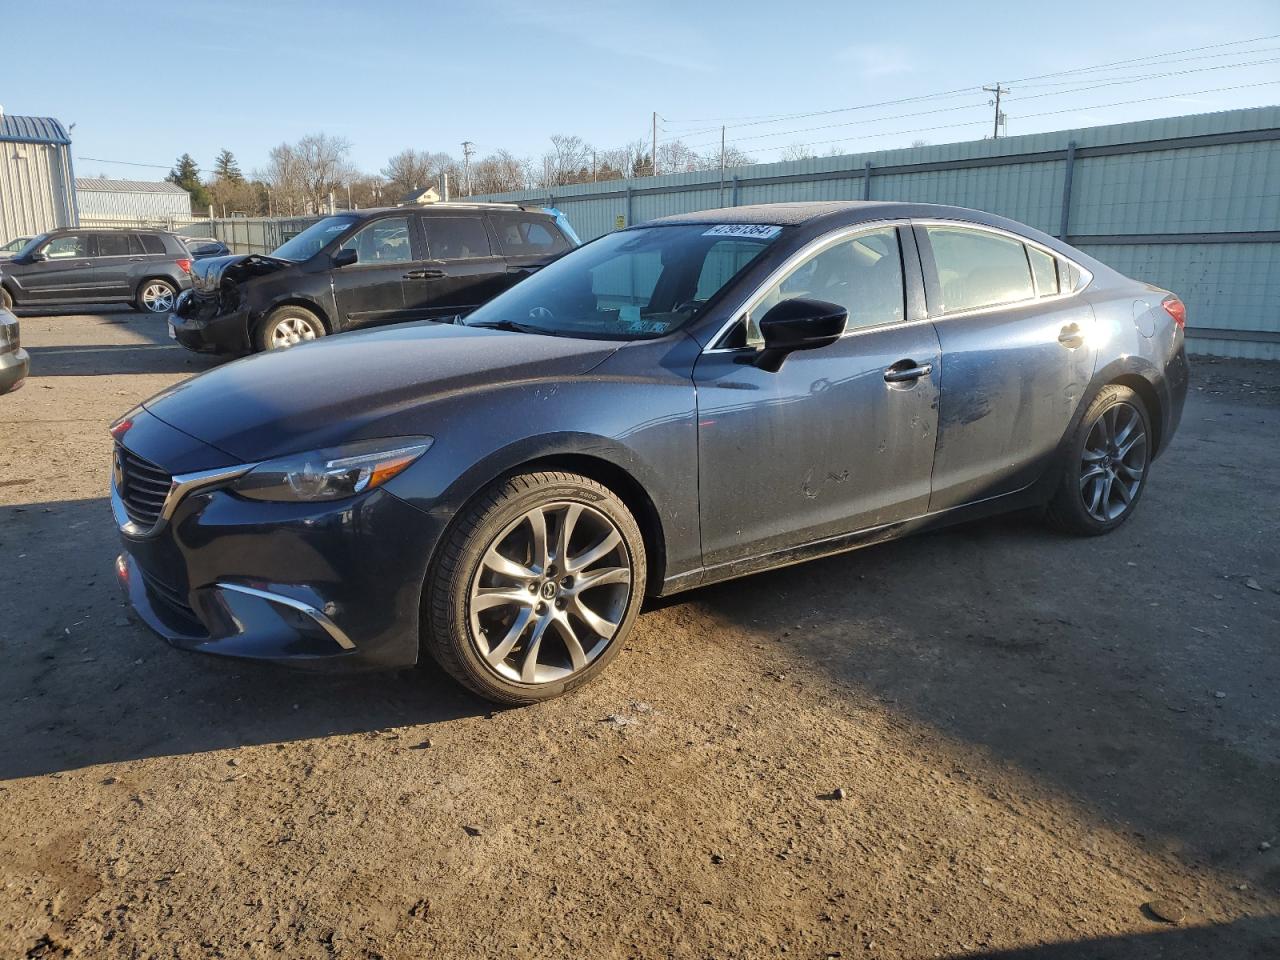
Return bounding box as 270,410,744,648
410,214,507,319
917,222,1097,511
92,232,138,299
488,211,571,284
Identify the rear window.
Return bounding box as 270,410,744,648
489,213,570,257
422,216,491,260
97,234,131,257
140,234,166,255
1027,246,1059,297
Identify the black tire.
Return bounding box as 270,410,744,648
253,305,326,352
424,470,648,705
135,278,178,314
0,286,12,311
1046,384,1153,536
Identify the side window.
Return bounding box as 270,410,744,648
42,235,88,259
422,216,491,260
340,217,413,264
128,235,147,256
925,225,1035,313
140,234,166,255
489,213,570,256
749,227,904,343
1027,246,1059,297
97,234,131,257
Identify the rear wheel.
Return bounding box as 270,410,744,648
255,305,326,352
424,471,647,705
0,286,12,311
1046,384,1152,536
136,278,177,314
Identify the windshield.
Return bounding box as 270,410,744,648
463,223,781,339
13,235,47,258
1,237,31,253
270,216,358,262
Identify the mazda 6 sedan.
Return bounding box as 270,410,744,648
110,201,1188,704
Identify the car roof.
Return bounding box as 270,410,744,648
40,226,178,236
349,203,554,218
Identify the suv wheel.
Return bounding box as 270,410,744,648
1046,384,1152,536
136,279,177,314
425,471,647,704
256,306,326,352
1,286,13,311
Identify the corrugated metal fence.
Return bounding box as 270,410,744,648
470,106,1280,360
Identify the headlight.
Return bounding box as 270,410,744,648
232,437,432,502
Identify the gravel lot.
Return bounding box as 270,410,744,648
1,311,1277,959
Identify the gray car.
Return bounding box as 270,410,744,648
0,236,31,260
0,228,192,313
0,308,29,394
110,201,1187,704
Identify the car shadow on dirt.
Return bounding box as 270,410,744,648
961,913,1280,957
684,499,1280,892
0,497,488,781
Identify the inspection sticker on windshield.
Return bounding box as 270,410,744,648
702,224,782,240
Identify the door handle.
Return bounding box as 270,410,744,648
129,256,145,262
883,360,933,383
403,268,445,280
1057,323,1084,348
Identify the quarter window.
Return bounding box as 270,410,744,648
748,227,904,343
423,216,491,260
340,217,413,263
925,225,1035,313
1027,246,1059,297
489,213,569,256
140,234,166,255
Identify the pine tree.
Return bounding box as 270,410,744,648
213,148,243,183
166,153,211,208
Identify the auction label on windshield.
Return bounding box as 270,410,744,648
702,224,782,239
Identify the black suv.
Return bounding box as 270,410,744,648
0,229,193,314
169,204,578,354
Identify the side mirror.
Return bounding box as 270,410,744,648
752,297,847,372
27,251,47,263
331,248,358,268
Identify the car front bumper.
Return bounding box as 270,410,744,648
170,308,252,355
0,346,29,393
112,411,443,670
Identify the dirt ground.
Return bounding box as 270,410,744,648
1,311,1277,960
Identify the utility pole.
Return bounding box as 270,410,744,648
983,84,1009,139
651,111,658,177
719,125,726,206
461,140,475,196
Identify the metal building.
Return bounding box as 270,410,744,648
76,178,193,225
471,105,1280,360
0,112,76,245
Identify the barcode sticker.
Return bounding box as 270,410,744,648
702,224,782,240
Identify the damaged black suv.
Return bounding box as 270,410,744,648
169,203,577,354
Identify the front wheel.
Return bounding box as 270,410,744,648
255,305,326,352
0,286,12,311
424,471,647,704
1046,384,1152,536
136,279,177,314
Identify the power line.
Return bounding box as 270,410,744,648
78,156,172,169
681,55,1280,154
758,79,1280,159
659,32,1280,140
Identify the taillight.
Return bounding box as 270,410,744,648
1161,295,1186,329
176,258,192,275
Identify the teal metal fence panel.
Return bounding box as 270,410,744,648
472,105,1280,359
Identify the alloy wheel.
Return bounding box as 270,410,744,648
1080,401,1148,522
468,501,632,684
270,316,319,348
141,282,175,313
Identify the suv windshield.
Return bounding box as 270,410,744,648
463,224,782,339
271,216,358,262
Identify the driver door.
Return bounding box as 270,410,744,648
692,224,941,570
332,215,415,329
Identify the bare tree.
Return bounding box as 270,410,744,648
540,134,594,187
257,143,306,215
293,133,353,212
780,143,817,162
470,149,529,195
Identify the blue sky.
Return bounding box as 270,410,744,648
4,0,1279,180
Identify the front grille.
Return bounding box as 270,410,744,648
116,444,173,529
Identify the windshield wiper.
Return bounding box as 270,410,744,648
465,319,546,335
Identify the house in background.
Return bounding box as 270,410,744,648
0,110,77,244
76,177,193,226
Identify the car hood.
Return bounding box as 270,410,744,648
190,253,292,295
142,322,620,461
